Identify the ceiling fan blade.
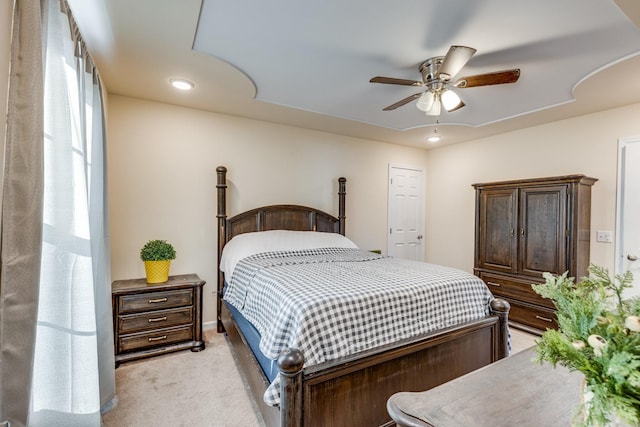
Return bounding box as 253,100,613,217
438,45,477,80
370,76,423,86
382,92,422,111
454,69,521,88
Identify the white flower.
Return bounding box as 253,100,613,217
587,334,607,356
625,315,640,332
572,340,586,350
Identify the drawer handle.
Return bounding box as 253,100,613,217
148,297,168,304
486,281,501,287
148,335,167,342
148,316,167,323
535,315,553,323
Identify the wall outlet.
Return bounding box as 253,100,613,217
596,230,613,243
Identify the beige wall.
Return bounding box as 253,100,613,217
107,95,640,327
425,103,640,277
106,95,429,326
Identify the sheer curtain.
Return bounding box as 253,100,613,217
1,1,115,426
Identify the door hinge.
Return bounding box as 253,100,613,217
390,228,392,234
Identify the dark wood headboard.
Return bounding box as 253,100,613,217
215,166,346,331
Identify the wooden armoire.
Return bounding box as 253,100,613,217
473,175,597,334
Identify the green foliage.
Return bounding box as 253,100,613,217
139,239,176,261
532,264,640,427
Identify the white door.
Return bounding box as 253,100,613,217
616,136,640,298
388,164,425,261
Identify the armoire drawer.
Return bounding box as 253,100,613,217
504,298,557,331
478,272,554,309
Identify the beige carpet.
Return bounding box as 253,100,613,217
102,329,265,427
102,328,536,427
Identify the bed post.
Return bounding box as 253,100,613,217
278,348,304,427
216,166,228,333
490,298,511,359
338,177,346,235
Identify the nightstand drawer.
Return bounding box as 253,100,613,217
118,306,193,333
118,289,193,314
119,324,194,353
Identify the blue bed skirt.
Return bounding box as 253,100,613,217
226,301,280,382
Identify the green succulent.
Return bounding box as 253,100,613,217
139,239,176,261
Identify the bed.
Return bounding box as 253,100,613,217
215,166,510,427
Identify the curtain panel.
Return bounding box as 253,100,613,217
0,1,44,426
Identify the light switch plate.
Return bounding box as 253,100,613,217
596,230,613,243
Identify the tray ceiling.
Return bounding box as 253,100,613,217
70,0,640,148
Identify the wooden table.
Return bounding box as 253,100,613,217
387,347,584,427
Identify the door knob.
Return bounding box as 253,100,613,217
628,254,638,261
417,235,423,240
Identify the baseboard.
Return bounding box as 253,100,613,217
101,396,118,415
203,320,217,331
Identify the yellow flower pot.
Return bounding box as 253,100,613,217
144,260,171,284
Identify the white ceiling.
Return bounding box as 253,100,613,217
70,0,640,149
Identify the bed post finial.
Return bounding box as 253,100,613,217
338,177,346,235
216,166,228,333
278,348,304,427
490,298,511,359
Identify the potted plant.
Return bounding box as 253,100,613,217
532,264,640,426
140,239,176,283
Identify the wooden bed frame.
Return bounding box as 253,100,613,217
215,166,510,427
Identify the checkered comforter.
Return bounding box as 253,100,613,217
223,247,494,406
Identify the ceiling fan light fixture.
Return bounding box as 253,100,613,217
441,89,461,111
424,97,441,116
416,91,435,112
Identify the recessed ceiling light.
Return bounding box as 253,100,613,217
427,125,441,143
169,78,194,90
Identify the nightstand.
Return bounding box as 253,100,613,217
112,273,206,366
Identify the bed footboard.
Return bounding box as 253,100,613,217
276,298,510,427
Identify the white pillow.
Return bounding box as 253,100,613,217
220,230,358,278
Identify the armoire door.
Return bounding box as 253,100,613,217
477,188,518,273
519,185,568,276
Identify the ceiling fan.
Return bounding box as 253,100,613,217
370,45,520,115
